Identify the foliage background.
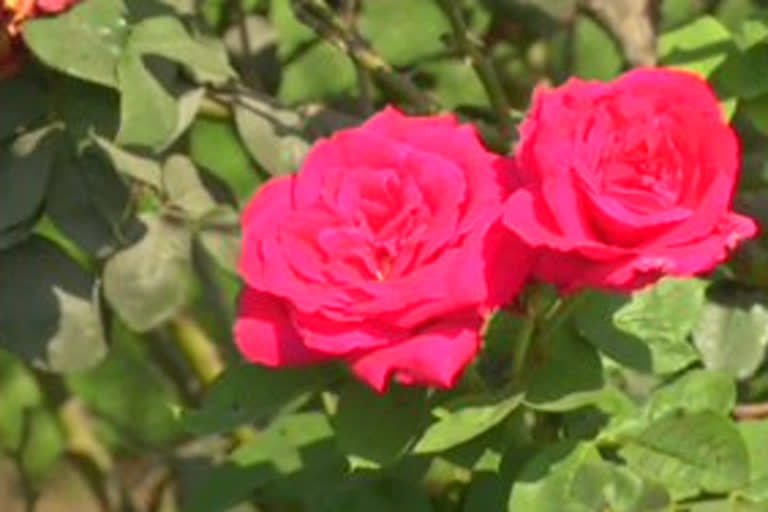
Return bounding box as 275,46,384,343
2,0,768,510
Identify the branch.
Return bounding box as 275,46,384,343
436,0,515,142
733,401,768,421
290,0,439,113
578,0,660,67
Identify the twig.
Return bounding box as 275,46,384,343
435,0,515,142
577,0,659,67
290,0,439,113
232,0,265,89
341,0,374,115
733,401,768,421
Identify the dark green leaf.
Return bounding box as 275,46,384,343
312,478,432,512
0,74,47,140
0,236,107,372
102,214,191,332
524,327,604,411
333,383,428,467
46,155,131,257
184,412,345,512
0,126,61,249
183,363,335,435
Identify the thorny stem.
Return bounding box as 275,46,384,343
435,0,515,142
291,0,439,113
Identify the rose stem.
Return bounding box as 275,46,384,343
435,0,515,143
290,0,439,113
170,314,257,445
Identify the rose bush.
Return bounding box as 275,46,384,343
235,107,530,391
503,68,757,292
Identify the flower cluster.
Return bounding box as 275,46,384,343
235,68,758,392
1,0,79,80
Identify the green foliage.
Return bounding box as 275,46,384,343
3,0,768,511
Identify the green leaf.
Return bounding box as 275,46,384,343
162,155,217,220
567,462,671,512
659,15,734,77
102,214,191,332
742,93,768,135
93,135,163,189
0,351,65,482
197,227,240,275
271,0,356,104
418,59,487,109
0,126,61,249
0,74,47,140
233,92,310,176
716,44,768,100
644,369,736,420
46,154,132,258
359,0,449,67
67,318,183,448
507,441,601,511
333,383,428,467
620,411,750,499
576,278,705,374
692,287,768,379
524,328,604,412
184,412,345,512
737,419,768,503
126,16,234,84
312,478,432,512
115,51,178,150
55,78,121,142
571,14,622,80
412,393,522,454
189,118,261,204
23,0,129,87
0,236,107,373
183,364,335,435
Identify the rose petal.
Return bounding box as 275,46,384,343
349,316,482,392
234,287,329,366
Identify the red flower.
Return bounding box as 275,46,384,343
235,107,531,391
502,68,757,292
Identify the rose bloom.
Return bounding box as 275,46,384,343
235,107,530,391
503,68,757,292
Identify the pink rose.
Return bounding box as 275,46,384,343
235,107,530,391
503,68,757,292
